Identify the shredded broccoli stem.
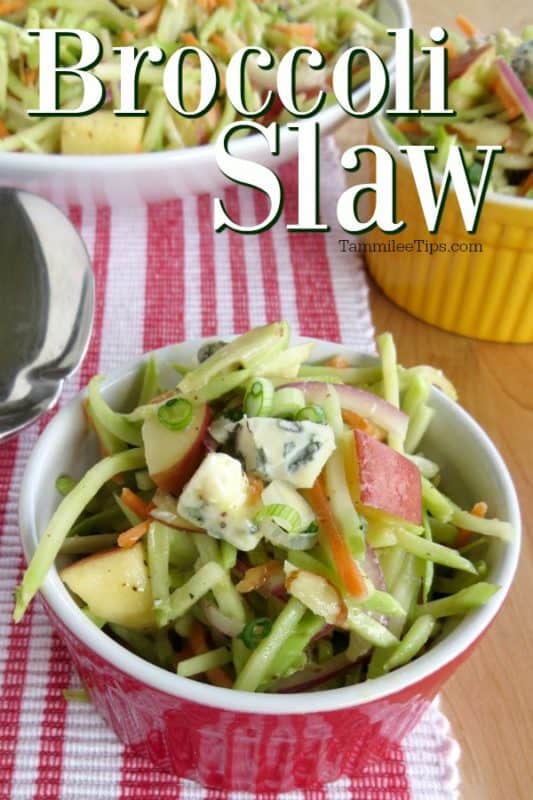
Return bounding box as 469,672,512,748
21,323,515,692
234,597,307,692
14,447,146,621
0,1,393,153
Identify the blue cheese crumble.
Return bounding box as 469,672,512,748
236,417,336,488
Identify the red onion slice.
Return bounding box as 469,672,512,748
202,602,244,638
363,544,386,592
284,381,409,440
495,57,533,126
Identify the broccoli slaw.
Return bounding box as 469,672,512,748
387,18,533,198
0,0,392,154
13,322,513,693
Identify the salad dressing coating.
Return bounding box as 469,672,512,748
14,323,512,693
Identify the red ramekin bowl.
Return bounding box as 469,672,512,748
18,338,521,791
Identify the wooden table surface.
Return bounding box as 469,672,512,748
337,1,532,796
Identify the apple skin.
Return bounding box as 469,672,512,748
60,543,155,629
354,430,422,526
142,403,212,495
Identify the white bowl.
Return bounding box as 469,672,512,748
0,0,410,205
19,337,521,716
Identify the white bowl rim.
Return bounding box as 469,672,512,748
18,337,521,716
0,0,411,175
370,63,533,210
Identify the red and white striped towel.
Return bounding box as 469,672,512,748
0,139,460,799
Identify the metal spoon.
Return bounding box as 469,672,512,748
0,189,94,442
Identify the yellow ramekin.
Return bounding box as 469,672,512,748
364,108,533,343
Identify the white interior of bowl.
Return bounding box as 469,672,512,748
18,338,521,714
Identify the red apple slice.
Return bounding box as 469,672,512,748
60,543,155,629
142,403,212,494
354,430,422,525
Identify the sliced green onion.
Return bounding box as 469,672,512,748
177,647,232,678
244,377,274,417
271,387,305,419
255,504,302,534
157,397,193,431
262,520,318,551
55,475,77,496
296,404,326,424
239,617,273,649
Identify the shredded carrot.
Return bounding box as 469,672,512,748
189,622,233,688
518,170,533,197
275,22,316,39
137,1,162,32
325,355,350,369
455,501,487,548
444,40,458,60
210,33,230,56
0,120,9,138
341,409,385,441
304,477,367,599
119,31,135,45
247,474,264,504
181,31,200,47
395,120,425,137
491,75,522,120
0,0,26,14
120,487,154,520
455,14,477,39
117,520,150,549
23,67,38,87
